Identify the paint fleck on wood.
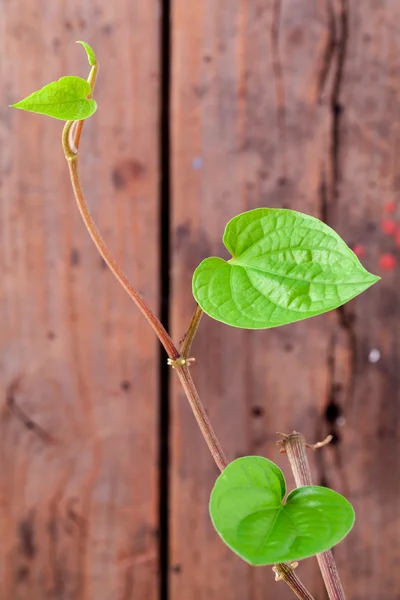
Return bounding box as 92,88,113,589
353,244,365,258
379,253,397,271
381,219,397,236
384,201,396,214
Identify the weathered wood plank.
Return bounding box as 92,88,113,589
326,3,400,600
0,1,160,598
170,1,397,599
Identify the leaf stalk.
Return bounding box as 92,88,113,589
179,304,204,358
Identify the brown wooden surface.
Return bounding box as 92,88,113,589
2,1,400,600
170,2,400,600
0,1,160,599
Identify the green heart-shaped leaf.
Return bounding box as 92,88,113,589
193,208,379,329
11,76,97,121
210,456,355,565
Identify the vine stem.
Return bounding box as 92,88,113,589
62,119,229,470
60,54,316,600
63,129,178,360
278,432,346,600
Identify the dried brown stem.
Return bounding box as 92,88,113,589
278,432,346,600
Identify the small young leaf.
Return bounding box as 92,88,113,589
11,76,97,121
210,456,355,565
193,208,379,329
76,41,97,66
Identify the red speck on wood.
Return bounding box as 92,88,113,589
395,230,400,247
381,219,397,236
379,253,397,271
384,201,396,214
353,244,365,258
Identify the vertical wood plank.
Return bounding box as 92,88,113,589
326,3,400,599
170,1,396,599
0,1,160,598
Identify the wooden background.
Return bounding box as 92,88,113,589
1,1,399,599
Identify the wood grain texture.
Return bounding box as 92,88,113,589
0,1,160,599
170,1,399,599
327,2,400,599
2,1,400,599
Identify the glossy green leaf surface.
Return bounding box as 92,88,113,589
193,208,379,329
11,76,97,121
76,40,97,66
210,456,355,565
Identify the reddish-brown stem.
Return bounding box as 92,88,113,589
62,128,314,600
278,432,346,600
62,133,179,360
61,119,230,469
176,365,227,471
60,56,316,600
62,125,316,599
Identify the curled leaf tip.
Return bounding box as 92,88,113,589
76,41,97,66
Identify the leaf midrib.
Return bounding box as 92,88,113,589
230,258,374,286
21,99,93,106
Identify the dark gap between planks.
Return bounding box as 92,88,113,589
158,0,171,598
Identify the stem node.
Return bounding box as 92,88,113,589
167,357,195,369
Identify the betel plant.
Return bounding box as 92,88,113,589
12,43,379,600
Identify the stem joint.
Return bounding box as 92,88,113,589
167,356,195,369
